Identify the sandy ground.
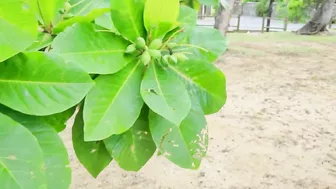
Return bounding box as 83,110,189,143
61,33,336,189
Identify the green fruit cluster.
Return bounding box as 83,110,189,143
125,37,163,65
125,37,188,66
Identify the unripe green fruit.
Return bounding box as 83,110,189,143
173,53,188,62
135,37,147,50
140,51,151,65
125,44,136,54
149,39,163,49
149,49,161,59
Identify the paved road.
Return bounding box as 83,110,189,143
197,16,335,32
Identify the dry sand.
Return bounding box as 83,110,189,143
62,33,336,189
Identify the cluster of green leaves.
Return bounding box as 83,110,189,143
282,0,309,22
256,0,270,16
0,0,227,188
245,0,312,22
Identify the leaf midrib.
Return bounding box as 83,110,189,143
126,0,141,38
152,63,173,113
77,0,104,16
60,49,124,55
97,61,141,126
0,159,24,189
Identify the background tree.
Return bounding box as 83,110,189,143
215,0,237,35
181,0,237,35
297,0,335,34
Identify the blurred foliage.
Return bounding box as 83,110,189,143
256,0,269,16
243,0,316,22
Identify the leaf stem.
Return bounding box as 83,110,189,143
70,0,86,9
176,44,209,52
160,28,184,49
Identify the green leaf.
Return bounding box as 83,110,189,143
26,32,53,52
95,13,119,34
164,5,197,43
178,5,197,26
0,105,74,133
0,112,47,189
104,107,156,171
84,61,144,141
37,0,66,26
144,0,180,39
149,97,208,169
168,59,226,114
73,107,112,178
53,8,110,34
27,125,70,189
40,108,76,132
174,27,227,62
68,0,110,16
141,61,191,126
51,23,131,74
110,0,146,42
0,106,71,189
0,52,94,116
0,0,37,62
165,5,197,42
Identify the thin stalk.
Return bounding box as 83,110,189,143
160,28,184,49
176,44,209,52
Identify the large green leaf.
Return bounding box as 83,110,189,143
0,0,37,62
104,107,156,171
0,113,47,189
0,104,74,133
84,61,144,141
110,0,146,42
37,0,66,26
68,0,110,16
141,61,191,126
178,5,197,26
0,52,94,116
163,5,197,45
95,13,119,34
0,106,71,189
174,27,227,62
144,0,180,39
165,5,197,42
51,23,131,74
149,97,208,169
53,8,110,34
168,59,226,114
73,108,112,178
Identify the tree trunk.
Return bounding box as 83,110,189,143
214,0,236,36
297,0,334,35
